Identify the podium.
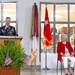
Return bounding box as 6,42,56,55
0,36,23,75
0,36,23,45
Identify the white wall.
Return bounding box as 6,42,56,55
1,0,75,65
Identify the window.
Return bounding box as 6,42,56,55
0,2,18,32
40,3,75,53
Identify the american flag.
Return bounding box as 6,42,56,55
4,55,12,66
23,55,31,64
22,53,28,58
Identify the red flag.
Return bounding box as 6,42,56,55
30,3,38,38
44,7,53,47
33,3,38,37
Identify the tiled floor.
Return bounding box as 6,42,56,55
20,68,66,75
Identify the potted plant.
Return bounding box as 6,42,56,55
0,41,26,75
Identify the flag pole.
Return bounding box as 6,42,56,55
34,57,39,70
44,5,47,70
32,2,39,70
31,56,39,70
45,47,51,70
31,37,39,70
34,38,39,70
45,46,47,70
30,2,39,70
43,39,49,70
45,45,50,70
43,5,52,70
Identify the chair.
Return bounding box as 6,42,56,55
57,58,74,75
57,59,63,75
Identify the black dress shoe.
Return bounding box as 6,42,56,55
65,74,68,75
47,68,50,70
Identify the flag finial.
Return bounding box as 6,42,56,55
34,2,36,5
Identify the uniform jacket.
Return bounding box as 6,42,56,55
57,42,74,61
0,25,17,36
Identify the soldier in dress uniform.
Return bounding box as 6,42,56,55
0,17,18,36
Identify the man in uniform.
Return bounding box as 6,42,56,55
0,17,18,36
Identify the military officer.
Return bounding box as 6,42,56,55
0,17,18,36
0,17,17,36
